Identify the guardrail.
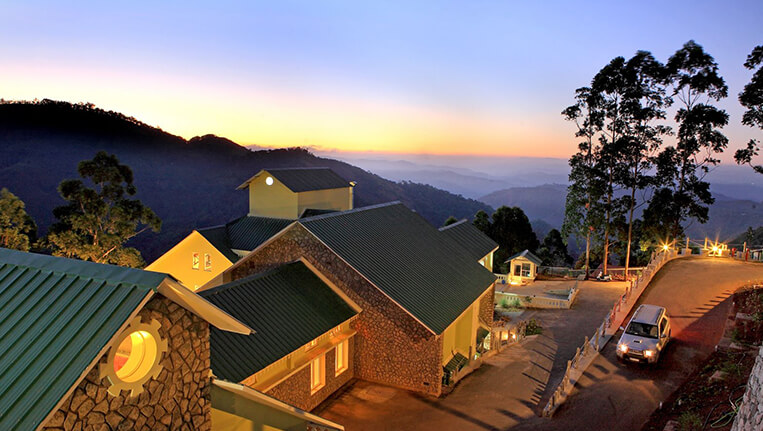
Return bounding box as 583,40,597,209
541,249,681,417
495,273,508,283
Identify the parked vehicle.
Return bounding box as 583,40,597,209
616,304,671,364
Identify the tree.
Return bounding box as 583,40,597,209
537,229,573,267
562,86,604,277
473,210,490,233
735,45,763,174
44,151,161,267
648,40,728,240
616,51,670,276
488,206,539,270
0,188,37,251
443,216,459,227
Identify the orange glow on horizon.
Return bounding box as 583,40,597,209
1,63,572,158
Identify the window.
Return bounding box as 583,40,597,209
659,318,667,336
204,253,212,271
192,253,200,270
521,263,532,277
103,317,167,397
305,338,318,351
310,355,325,393
335,339,348,376
514,264,521,276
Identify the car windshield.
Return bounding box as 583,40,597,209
625,322,659,338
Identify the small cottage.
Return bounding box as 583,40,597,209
507,249,542,284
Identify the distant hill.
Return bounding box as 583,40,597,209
479,183,763,244
732,226,763,248
0,100,491,261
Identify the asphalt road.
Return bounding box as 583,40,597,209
512,257,763,431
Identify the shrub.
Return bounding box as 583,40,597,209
525,319,542,335
677,411,702,431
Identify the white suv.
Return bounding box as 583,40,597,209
616,304,671,364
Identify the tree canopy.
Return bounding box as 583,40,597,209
0,188,37,251
44,151,161,267
735,45,763,174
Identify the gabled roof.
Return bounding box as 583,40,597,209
506,249,543,266
299,208,339,218
0,248,250,431
300,202,496,335
197,225,239,263
200,261,357,382
236,168,352,193
439,219,498,261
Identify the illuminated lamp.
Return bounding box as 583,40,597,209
265,176,274,186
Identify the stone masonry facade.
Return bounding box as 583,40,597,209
42,296,212,431
479,285,495,328
267,336,356,411
731,345,763,431
229,224,446,397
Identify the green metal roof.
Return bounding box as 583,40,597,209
200,261,357,382
439,220,498,261
0,248,167,430
197,225,239,263
300,202,496,335
506,250,543,266
265,168,351,193
226,216,294,252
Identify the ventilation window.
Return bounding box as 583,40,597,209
265,176,274,186
101,317,167,397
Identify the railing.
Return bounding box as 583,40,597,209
542,249,680,417
495,282,580,310
537,266,586,279
495,273,508,284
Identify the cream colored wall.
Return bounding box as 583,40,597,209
441,302,477,365
479,251,495,273
297,187,352,215
248,174,299,219
508,257,537,282
146,231,233,291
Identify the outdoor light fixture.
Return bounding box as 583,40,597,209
265,176,274,186
512,333,517,340
662,244,669,251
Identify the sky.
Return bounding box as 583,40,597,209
1,1,762,159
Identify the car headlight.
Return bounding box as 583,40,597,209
644,350,654,358
618,344,628,353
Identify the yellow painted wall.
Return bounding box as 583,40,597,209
508,257,537,282
297,187,352,215
146,231,233,291
211,386,305,431
479,251,494,273
248,174,299,219
441,304,476,365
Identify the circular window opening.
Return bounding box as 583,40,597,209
114,330,158,382
265,176,274,185
101,317,167,397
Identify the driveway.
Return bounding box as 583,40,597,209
313,281,627,430
511,257,763,431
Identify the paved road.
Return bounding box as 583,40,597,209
313,281,627,430
512,257,763,431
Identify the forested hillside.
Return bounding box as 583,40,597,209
0,100,491,261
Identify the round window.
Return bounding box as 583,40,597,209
101,317,167,397
265,176,274,185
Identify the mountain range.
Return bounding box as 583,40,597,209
0,100,491,262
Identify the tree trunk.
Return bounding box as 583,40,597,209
585,229,591,278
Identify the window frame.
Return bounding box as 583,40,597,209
335,339,348,376
192,252,200,270
204,253,212,271
310,354,326,394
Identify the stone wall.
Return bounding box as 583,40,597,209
229,224,444,397
731,346,763,431
42,296,212,431
267,336,355,411
478,285,495,328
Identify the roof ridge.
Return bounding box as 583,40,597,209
265,166,332,171
438,219,468,231
300,201,402,223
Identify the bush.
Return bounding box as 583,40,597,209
677,411,702,431
525,319,542,335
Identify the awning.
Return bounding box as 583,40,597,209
443,353,468,373
476,327,490,344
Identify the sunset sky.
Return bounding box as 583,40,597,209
2,1,762,159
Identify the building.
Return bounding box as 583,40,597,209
147,167,355,290
209,202,496,410
0,248,342,431
439,219,499,272
506,249,542,284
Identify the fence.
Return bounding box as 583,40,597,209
495,282,580,310
537,266,586,279
541,249,682,417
